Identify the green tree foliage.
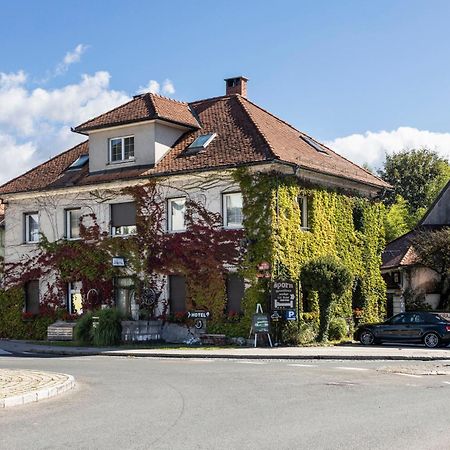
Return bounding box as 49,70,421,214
301,256,353,342
383,195,425,242
379,148,450,213
412,227,450,309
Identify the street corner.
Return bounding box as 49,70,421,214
0,369,75,408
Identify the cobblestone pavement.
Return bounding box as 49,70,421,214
0,369,75,408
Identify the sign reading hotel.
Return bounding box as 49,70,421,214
271,280,296,310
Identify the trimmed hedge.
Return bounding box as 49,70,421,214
0,288,54,340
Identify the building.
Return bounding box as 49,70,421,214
0,77,390,338
382,180,450,314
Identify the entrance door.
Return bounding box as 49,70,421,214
68,281,83,315
169,275,186,313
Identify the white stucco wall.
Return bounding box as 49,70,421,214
2,173,241,307
88,121,186,173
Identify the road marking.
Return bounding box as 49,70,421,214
287,364,318,368
236,361,267,365
443,381,450,385
393,373,423,378
187,358,215,362
335,367,370,371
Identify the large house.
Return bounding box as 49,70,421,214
382,180,450,315
0,77,390,338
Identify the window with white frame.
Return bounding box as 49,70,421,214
111,202,137,236
298,196,309,230
167,197,186,232
24,212,39,243
109,136,134,163
65,208,82,239
223,192,243,228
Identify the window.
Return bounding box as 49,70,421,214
185,133,216,155
300,135,328,155
67,281,82,315
66,208,82,240
298,196,309,230
109,136,134,163
223,192,243,228
114,277,135,317
169,275,186,313
67,154,89,170
25,280,40,314
390,313,406,324
111,202,137,236
226,274,245,314
168,198,186,231
352,204,364,232
24,212,39,243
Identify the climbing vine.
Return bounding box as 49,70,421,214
233,169,386,334
1,169,386,341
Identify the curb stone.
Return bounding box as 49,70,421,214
24,347,450,361
0,372,75,408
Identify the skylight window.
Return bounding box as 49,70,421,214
67,155,89,170
300,135,328,155
186,133,217,153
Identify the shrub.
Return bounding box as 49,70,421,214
74,312,94,345
0,288,54,340
301,255,353,342
282,321,317,346
404,289,432,312
93,308,122,346
328,317,348,341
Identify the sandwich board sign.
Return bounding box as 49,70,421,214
252,313,269,333
250,304,273,347
271,280,296,310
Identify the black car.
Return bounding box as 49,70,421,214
356,312,450,348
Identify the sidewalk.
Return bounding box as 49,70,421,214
1,339,450,361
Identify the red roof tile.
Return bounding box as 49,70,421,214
0,93,391,196
74,93,200,132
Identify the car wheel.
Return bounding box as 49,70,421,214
360,330,375,345
423,332,440,349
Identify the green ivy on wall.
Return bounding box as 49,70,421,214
231,169,386,335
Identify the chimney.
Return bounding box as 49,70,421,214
225,76,248,97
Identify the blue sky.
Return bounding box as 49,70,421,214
1,0,450,183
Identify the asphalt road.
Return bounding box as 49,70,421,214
1,353,450,450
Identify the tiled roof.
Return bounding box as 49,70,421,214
0,93,390,195
381,225,444,269
74,93,200,132
381,231,416,270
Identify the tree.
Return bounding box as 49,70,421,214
379,148,450,213
301,255,353,342
411,227,450,309
384,195,411,242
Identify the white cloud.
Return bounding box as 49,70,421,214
138,80,160,94
0,133,38,184
162,79,175,95
137,78,176,95
0,70,130,184
326,127,450,169
56,44,88,75
0,71,27,90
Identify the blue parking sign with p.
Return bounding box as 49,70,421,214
285,310,297,321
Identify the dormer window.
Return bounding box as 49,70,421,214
109,136,135,163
